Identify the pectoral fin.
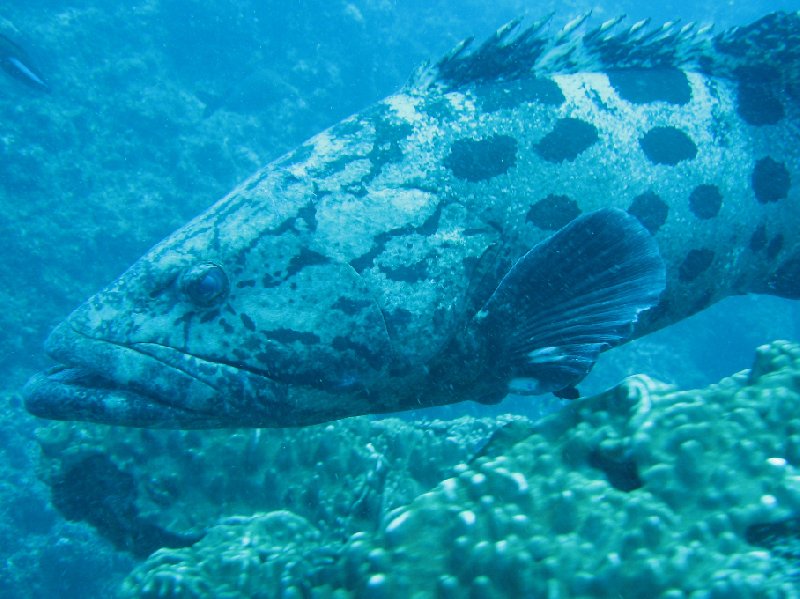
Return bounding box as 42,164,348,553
472,208,665,396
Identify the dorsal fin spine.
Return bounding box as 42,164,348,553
407,11,800,97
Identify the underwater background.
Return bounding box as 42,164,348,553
2,0,800,597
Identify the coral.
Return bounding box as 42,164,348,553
121,341,800,597
35,414,509,552
122,511,336,599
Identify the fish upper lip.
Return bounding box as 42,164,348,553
52,322,278,390
25,321,290,428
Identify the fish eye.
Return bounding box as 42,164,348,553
179,262,229,307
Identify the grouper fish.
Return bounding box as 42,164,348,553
24,12,800,428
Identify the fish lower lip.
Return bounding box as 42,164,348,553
22,364,207,427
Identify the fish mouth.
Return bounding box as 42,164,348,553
23,321,289,429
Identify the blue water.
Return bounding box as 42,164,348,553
2,0,800,596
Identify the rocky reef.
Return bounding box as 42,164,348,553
30,341,800,597
34,407,510,556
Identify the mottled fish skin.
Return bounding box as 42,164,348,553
23,13,800,428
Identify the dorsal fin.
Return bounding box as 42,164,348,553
408,11,800,95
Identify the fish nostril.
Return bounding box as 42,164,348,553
148,274,178,299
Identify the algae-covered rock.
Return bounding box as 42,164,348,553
34,414,509,555
123,511,338,599
120,341,800,597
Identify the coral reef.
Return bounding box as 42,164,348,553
118,341,800,597
35,413,509,551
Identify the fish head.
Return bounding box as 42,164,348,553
24,155,395,428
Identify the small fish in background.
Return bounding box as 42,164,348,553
0,32,49,92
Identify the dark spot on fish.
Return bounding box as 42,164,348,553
768,251,800,299
332,297,372,315
689,184,722,219
737,86,785,126
362,114,414,185
733,273,750,294
752,157,791,203
607,68,691,105
173,312,194,327
679,249,714,282
422,97,454,121
475,77,565,112
262,273,280,288
240,313,256,332
416,202,444,236
236,280,256,288
350,248,381,273
444,135,518,182
749,224,767,252
219,318,234,334
310,154,359,180
535,118,598,163
383,308,414,335
350,225,414,272
734,66,785,126
332,336,384,370
263,329,320,345
287,248,329,279
242,335,261,351
526,194,581,230
766,234,784,260
644,299,670,324
382,259,430,283
627,191,668,234
691,290,714,314
199,309,219,324
640,126,697,165
297,202,318,232
462,256,479,271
